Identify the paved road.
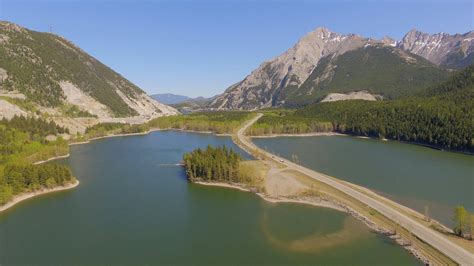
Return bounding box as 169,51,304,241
236,113,474,266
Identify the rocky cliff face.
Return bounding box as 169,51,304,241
397,29,474,69
211,27,459,110
210,28,372,110
0,21,177,121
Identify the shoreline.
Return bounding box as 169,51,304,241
12,127,234,214
232,114,445,265
250,131,473,155
69,129,160,145
69,126,471,156
23,123,463,263
250,132,345,138
33,153,70,165
8,120,453,263
69,128,232,146
194,181,345,212
194,179,431,264
0,179,79,213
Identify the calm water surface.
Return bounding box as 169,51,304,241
0,132,418,265
254,136,474,226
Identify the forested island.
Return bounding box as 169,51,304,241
182,145,264,189
249,65,474,152
183,145,241,182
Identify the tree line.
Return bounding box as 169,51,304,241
248,110,333,135
0,117,69,164
0,116,74,206
0,163,75,205
302,98,472,151
182,145,242,183
251,65,474,152
84,111,253,139
1,116,69,139
147,111,252,134
84,122,148,139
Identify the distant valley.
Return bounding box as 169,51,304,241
152,93,213,112
151,93,193,105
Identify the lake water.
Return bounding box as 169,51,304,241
254,135,474,226
0,131,418,265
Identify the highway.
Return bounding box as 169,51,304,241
235,113,474,266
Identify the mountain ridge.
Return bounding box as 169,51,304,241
0,21,177,133
397,29,474,69
210,27,472,110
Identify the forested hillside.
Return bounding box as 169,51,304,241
248,110,333,135
0,116,75,206
0,116,70,164
0,21,176,122
251,65,474,152
209,26,467,110
0,22,140,116
285,46,448,106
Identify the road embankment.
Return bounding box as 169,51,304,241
233,113,473,266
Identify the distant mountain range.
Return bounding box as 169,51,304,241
2,20,472,117
151,93,191,104
0,21,177,123
151,93,209,105
399,29,474,69
210,28,473,110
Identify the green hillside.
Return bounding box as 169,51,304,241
284,45,449,107
252,65,473,152
0,21,141,117
0,116,75,205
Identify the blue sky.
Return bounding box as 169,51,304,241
0,0,472,97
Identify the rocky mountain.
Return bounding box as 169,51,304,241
397,29,474,69
0,21,177,130
211,28,371,110
211,28,471,110
283,44,448,106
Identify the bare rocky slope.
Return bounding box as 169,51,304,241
0,21,177,133
211,28,472,110
398,29,474,69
